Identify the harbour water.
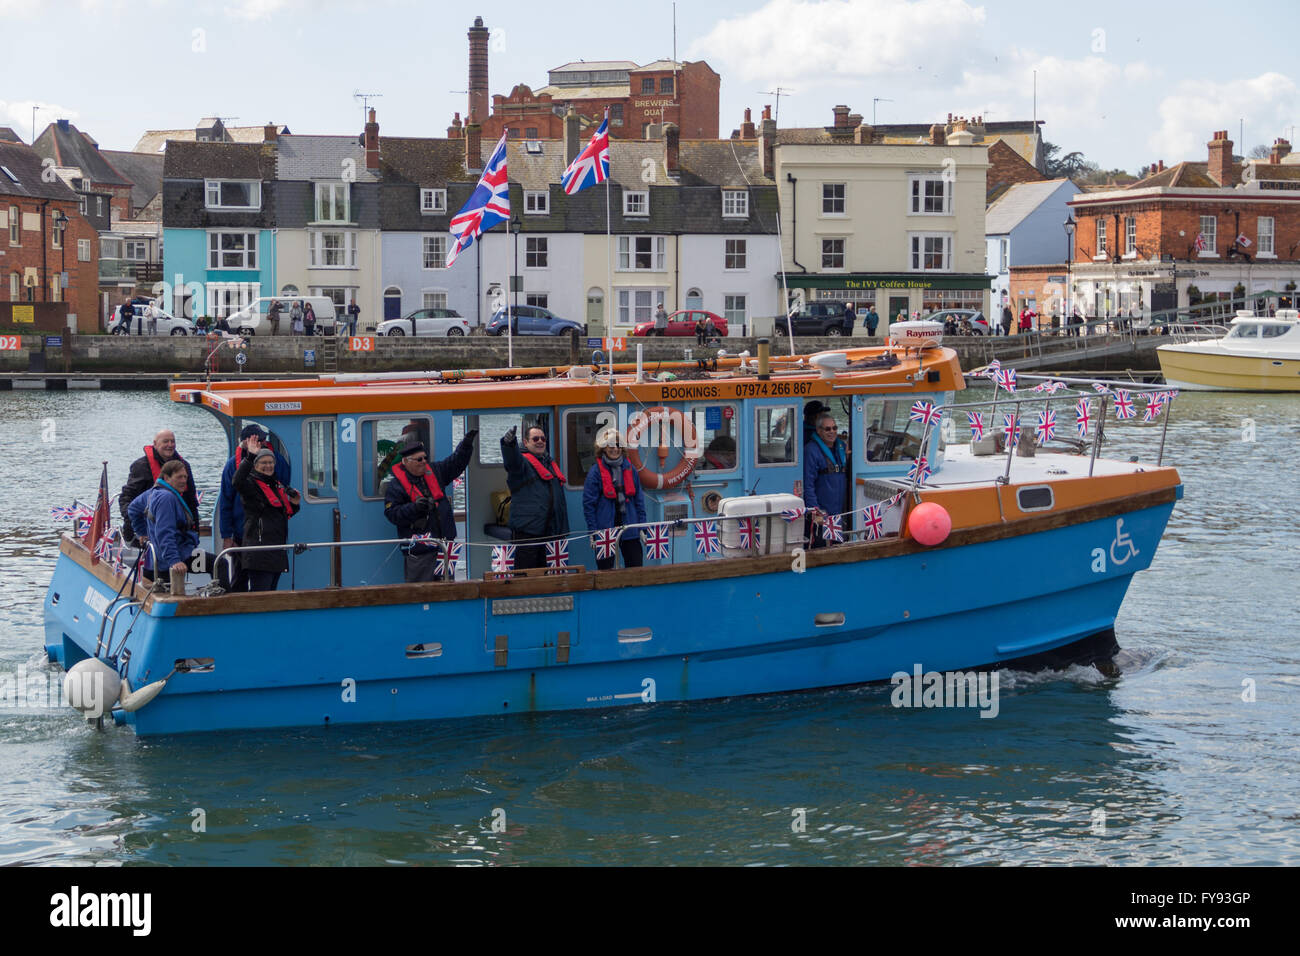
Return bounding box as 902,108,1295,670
1,386,1296,865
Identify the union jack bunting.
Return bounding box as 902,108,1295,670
737,517,760,550
821,513,844,544
447,133,510,267
693,520,720,556
1093,383,1111,393
560,113,610,195
74,504,95,519
93,537,113,562
780,506,806,522
1142,395,1165,422
889,492,907,508
490,544,516,573
967,411,986,441
196,490,206,505
909,401,942,426
591,528,621,561
982,359,1002,379
1036,409,1058,443
994,368,1017,392
1114,390,1136,420
1002,414,1020,449
410,533,435,543
862,504,885,540
1031,382,1050,393
643,523,671,560
545,538,571,569
439,541,463,578
1075,399,1092,438
908,456,931,483
51,506,79,521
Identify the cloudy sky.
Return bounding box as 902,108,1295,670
2,0,1296,173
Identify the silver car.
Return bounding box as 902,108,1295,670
377,308,471,337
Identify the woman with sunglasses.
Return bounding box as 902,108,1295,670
803,412,849,549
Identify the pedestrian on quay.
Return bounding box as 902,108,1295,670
118,298,134,335
303,301,317,337
844,302,856,330
863,304,879,336
287,300,303,337
1001,302,1014,336
654,302,668,334
347,298,360,337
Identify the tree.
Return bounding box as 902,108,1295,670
1041,140,1099,180
1248,144,1271,159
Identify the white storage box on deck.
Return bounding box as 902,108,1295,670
718,493,806,558
888,320,944,348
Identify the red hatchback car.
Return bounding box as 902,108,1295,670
632,310,729,337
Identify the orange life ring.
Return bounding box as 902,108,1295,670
625,406,698,490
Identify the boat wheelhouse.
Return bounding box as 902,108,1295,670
45,335,1183,735
1157,309,1300,392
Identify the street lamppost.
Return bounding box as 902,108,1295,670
1064,215,1076,333
52,210,69,305
510,214,521,336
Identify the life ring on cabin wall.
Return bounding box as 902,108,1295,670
625,406,698,490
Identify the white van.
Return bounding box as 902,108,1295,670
230,296,339,336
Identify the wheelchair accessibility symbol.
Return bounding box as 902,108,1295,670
1091,518,1139,573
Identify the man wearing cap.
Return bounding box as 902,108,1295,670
384,430,478,583
218,424,290,591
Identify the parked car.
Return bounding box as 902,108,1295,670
377,308,471,337
775,300,854,337
485,305,585,337
632,310,729,337
108,306,196,336
229,296,339,335
926,309,990,335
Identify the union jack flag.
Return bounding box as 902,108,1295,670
1166,389,1180,400
545,538,570,569
1092,383,1111,394
591,528,621,561
889,492,907,508
643,523,671,560
51,506,78,521
560,113,610,196
994,368,1017,392
821,513,844,544
1194,232,1207,252
196,490,206,505
780,506,806,522
1036,409,1057,443
737,517,760,550
1048,381,1069,394
1075,399,1092,438
1031,382,1050,393
74,504,95,519
909,401,942,426
1142,394,1165,422
93,537,113,562
490,544,516,573
693,520,720,556
967,411,986,441
410,533,435,543
1002,414,1020,449
439,541,463,578
908,456,931,483
982,359,1002,379
862,504,884,540
447,133,510,267
1114,390,1136,420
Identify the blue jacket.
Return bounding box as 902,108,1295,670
128,479,199,570
803,436,848,514
582,455,646,540
219,446,290,543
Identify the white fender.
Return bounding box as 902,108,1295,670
119,678,169,713
63,658,122,721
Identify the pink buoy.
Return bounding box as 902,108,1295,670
908,501,952,545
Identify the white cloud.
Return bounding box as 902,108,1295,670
223,0,297,19
0,100,82,141
1150,73,1299,163
689,0,987,90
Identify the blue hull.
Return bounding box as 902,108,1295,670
44,499,1175,736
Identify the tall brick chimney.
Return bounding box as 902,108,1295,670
740,108,755,140
447,112,462,139
832,105,850,128
759,105,776,179
263,123,279,143
364,109,379,172
1208,129,1234,186
1271,138,1292,164
465,118,483,174
929,124,944,146
664,123,679,175
564,107,580,165
467,17,490,134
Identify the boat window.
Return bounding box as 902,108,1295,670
1260,324,1290,338
359,416,432,500
754,405,797,466
862,398,924,464
693,403,740,472
562,407,615,487
1229,324,1259,338
477,412,550,465
304,418,337,502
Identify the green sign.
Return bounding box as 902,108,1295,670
780,273,993,291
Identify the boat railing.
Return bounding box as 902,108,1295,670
1164,322,1229,345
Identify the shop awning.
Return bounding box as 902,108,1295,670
778,273,993,291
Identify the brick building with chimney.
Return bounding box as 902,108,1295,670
457,16,720,143
1066,132,1300,320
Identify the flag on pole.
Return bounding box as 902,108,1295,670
560,114,610,195
908,456,931,483
83,463,110,566
1194,232,1207,252
909,401,942,426
446,133,510,267
1236,233,1252,248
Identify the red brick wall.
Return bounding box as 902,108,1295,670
1009,264,1070,329
0,197,98,331
1072,195,1300,262
678,62,719,139
988,140,1046,193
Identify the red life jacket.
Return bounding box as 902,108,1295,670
144,445,165,481
390,463,445,503
522,452,565,484
254,477,296,516
235,445,243,469
598,457,635,499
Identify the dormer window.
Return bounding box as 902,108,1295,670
314,182,350,222
722,190,748,218
420,188,446,214
205,179,261,211
624,191,648,217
